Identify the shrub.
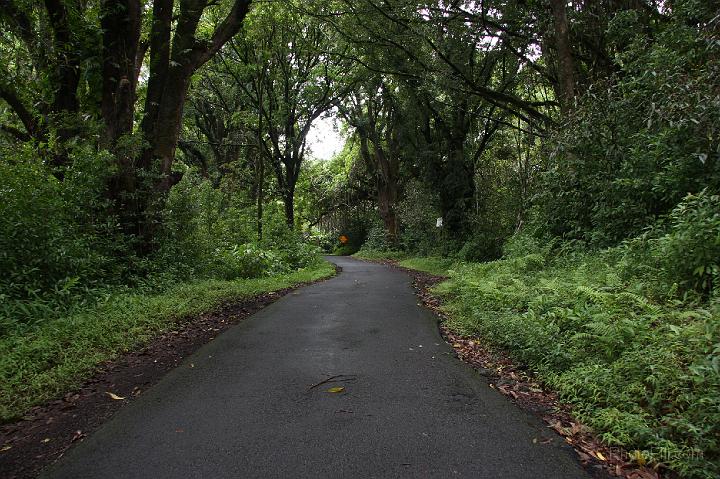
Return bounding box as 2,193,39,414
436,246,719,478
652,190,720,295
0,146,120,332
621,190,720,299
332,244,358,256
279,241,322,269
362,223,393,251
213,244,284,279
455,231,504,262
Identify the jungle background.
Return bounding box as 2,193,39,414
1,1,718,477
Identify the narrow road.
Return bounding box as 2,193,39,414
43,257,589,478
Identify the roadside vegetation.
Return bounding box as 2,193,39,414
0,261,334,423
437,242,718,479
361,207,720,477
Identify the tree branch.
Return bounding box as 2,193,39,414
192,0,253,68
0,81,41,140
0,124,31,141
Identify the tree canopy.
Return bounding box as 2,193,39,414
1,1,719,476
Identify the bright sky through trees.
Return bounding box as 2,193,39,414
307,115,344,161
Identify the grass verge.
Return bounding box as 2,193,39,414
0,260,336,423
397,257,458,277
354,249,459,277
359,248,718,479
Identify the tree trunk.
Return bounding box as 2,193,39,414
101,0,142,236
43,0,84,174
44,0,81,118
100,0,141,147
256,149,265,241
256,72,265,241
356,122,400,245
377,185,398,243
550,0,575,112
283,187,295,228
374,145,399,245
152,71,193,193
140,0,172,145
128,0,252,250
439,138,474,237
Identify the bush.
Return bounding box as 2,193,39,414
396,179,441,254
279,240,322,269
502,233,554,259
455,230,504,262
0,146,121,332
157,172,324,280
332,244,358,256
621,190,720,299
362,223,393,251
212,244,284,279
652,190,720,295
157,170,256,276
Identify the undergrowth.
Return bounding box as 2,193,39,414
434,249,718,478
0,260,335,423
398,257,458,277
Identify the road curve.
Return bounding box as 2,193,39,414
42,256,589,478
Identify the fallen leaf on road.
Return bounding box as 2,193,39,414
326,387,345,393
105,392,125,400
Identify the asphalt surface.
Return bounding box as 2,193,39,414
42,257,590,478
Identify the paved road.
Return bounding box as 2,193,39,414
43,257,589,478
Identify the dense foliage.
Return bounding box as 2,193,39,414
429,220,719,477
1,0,718,476
539,7,720,246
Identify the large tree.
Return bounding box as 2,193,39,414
0,0,254,248
217,3,348,227
339,76,402,244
